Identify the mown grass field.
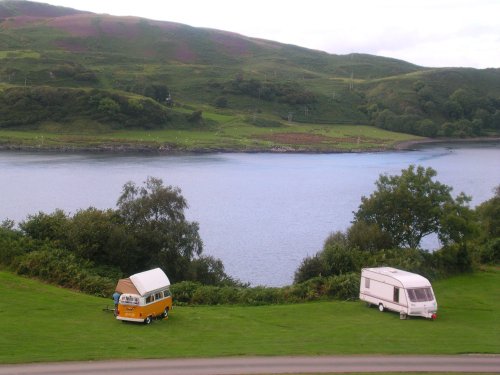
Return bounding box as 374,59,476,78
0,267,498,364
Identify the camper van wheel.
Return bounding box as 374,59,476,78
378,304,384,312
145,316,152,325
162,308,169,319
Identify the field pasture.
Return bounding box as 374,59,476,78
0,268,498,364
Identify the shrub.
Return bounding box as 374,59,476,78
191,285,223,305
13,248,115,297
324,273,360,300
237,287,285,305
0,228,28,266
170,281,202,304
478,238,500,264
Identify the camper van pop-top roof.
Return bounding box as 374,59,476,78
115,268,170,297
129,268,170,296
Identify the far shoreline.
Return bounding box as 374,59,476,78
0,136,499,155
394,136,500,151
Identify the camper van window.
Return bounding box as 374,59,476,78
155,292,163,300
393,287,400,303
164,289,171,297
407,287,434,302
365,278,370,288
145,295,155,304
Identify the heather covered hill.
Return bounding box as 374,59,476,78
0,0,499,148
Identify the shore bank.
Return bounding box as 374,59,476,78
0,136,499,154
394,136,500,150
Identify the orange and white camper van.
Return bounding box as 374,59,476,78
114,268,172,324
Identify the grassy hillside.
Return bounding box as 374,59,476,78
0,1,499,151
0,267,498,363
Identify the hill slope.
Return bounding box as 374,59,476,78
0,0,499,150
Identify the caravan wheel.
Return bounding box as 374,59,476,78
378,304,384,312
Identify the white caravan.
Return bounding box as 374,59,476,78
359,267,438,319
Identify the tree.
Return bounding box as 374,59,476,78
294,231,361,283
20,209,70,245
116,177,203,281
417,119,438,137
97,97,120,115
474,186,500,264
64,207,136,271
353,165,469,249
347,221,393,252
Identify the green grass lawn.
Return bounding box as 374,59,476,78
0,268,498,364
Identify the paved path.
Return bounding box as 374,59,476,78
1,355,499,375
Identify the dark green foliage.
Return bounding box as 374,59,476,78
170,281,203,304
186,255,238,286
0,227,30,266
228,77,317,106
168,273,360,305
0,177,234,297
471,186,500,264
116,177,205,281
143,83,170,103
244,116,283,128
295,165,492,286
0,87,170,129
294,254,326,284
14,248,115,297
354,165,473,249
187,110,203,124
478,238,500,264
347,221,394,252
214,96,228,108
19,209,69,244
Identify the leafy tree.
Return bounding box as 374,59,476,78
187,255,236,286
294,231,361,283
474,186,500,264
438,193,476,246
491,110,500,130
450,88,476,118
214,96,228,108
97,97,120,115
19,209,70,245
444,100,463,120
294,254,325,283
143,83,169,102
417,119,438,137
116,177,203,281
64,208,136,270
187,110,203,123
347,221,393,252
353,165,470,249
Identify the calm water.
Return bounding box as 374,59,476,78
1,142,499,286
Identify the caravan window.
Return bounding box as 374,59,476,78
365,278,370,289
393,287,400,303
407,287,434,302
